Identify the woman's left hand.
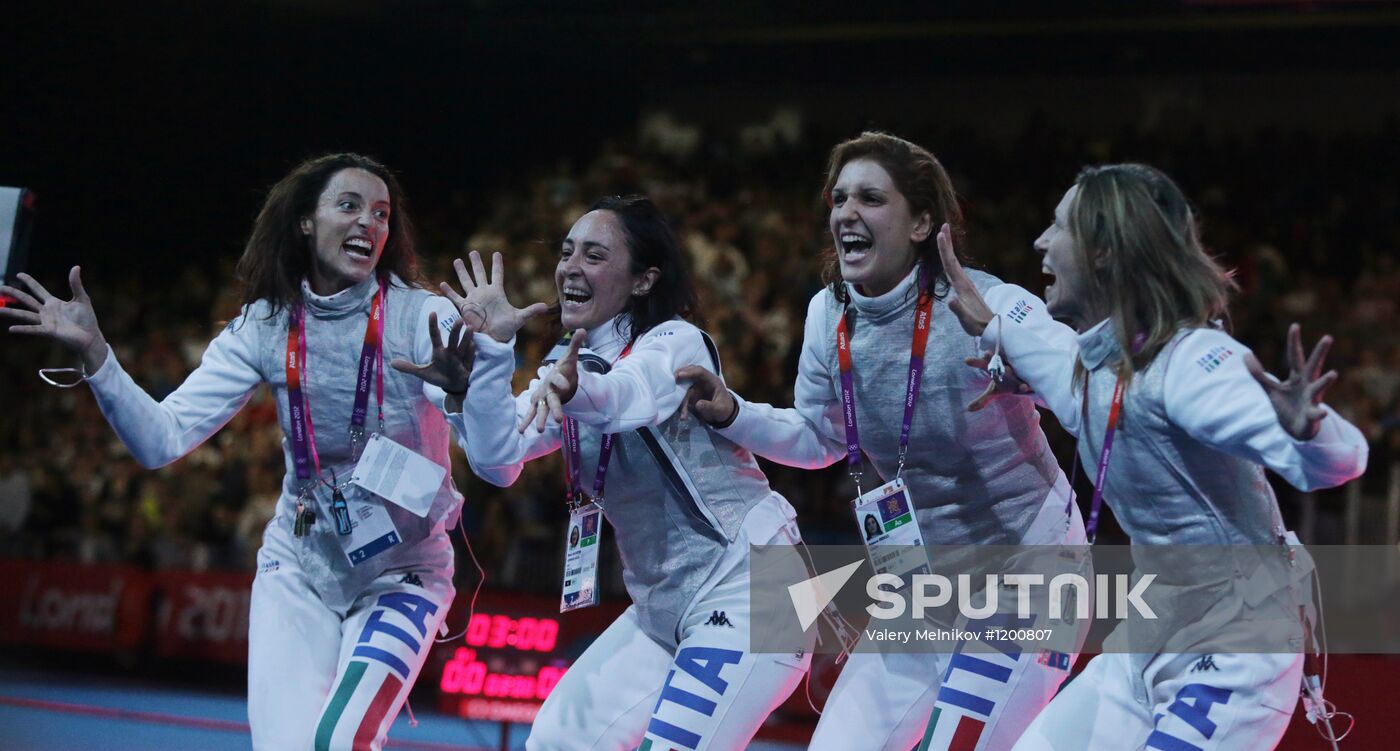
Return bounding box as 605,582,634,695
520,329,586,433
1245,323,1338,440
390,311,475,396
965,352,1032,411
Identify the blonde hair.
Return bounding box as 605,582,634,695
1069,164,1237,382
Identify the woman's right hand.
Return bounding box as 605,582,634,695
0,266,109,373
674,365,738,427
440,250,549,344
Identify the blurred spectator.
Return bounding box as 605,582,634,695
0,455,33,556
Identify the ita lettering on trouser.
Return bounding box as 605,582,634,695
641,646,744,750
315,592,441,751
352,592,439,679
921,613,1034,751
1145,684,1234,751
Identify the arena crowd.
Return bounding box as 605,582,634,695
3,115,1397,594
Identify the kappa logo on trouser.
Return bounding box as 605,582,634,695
703,611,733,628
641,646,744,750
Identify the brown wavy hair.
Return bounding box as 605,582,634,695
1069,163,1237,383
235,153,420,317
820,131,968,303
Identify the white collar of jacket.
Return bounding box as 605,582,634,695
299,273,381,319
1076,318,1119,371
847,264,921,321
583,313,633,360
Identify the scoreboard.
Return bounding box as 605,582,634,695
428,593,626,723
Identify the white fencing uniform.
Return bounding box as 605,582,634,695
85,274,465,750
981,285,1369,751
1015,651,1303,751
455,315,812,750
715,266,1085,751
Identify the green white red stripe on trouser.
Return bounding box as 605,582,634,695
248,520,454,751
525,519,813,750
810,480,1088,751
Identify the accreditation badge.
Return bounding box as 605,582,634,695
851,477,931,580
334,483,403,567
561,501,604,612
350,432,446,517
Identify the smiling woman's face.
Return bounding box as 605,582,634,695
828,158,931,297
556,210,642,331
303,168,390,295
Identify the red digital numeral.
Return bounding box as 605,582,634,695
534,618,559,653
465,613,492,646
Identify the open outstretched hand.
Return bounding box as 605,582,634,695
1245,323,1338,441
0,267,109,373
390,311,475,397
440,250,549,344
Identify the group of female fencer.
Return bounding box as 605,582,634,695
0,131,1367,751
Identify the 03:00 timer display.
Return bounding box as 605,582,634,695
465,613,560,653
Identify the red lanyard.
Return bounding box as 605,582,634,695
1083,373,1127,543
284,277,386,487
835,270,934,492
1073,330,1147,543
